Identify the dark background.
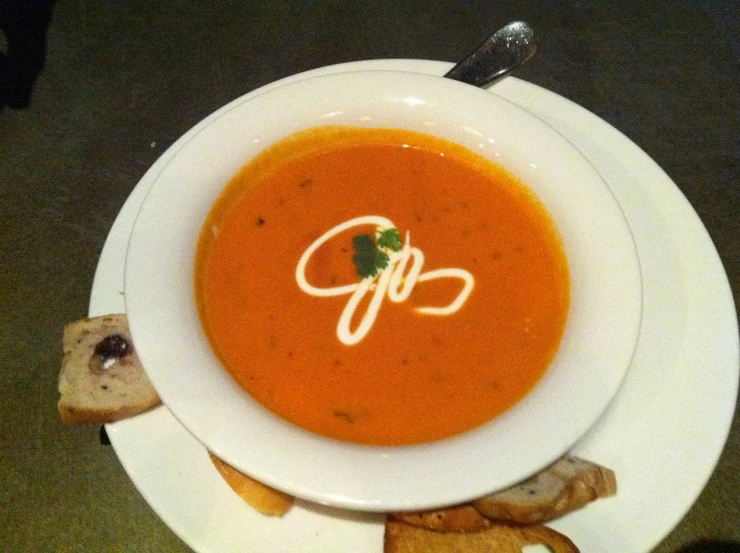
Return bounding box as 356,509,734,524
1,1,738,551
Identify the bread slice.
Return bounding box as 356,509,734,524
384,519,579,553
473,455,617,524
57,314,160,423
208,452,294,516
391,505,491,532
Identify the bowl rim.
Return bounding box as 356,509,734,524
124,69,642,511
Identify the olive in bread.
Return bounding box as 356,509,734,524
57,314,160,424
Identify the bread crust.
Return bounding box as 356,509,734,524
208,452,294,516
383,519,579,553
390,455,616,532
58,399,160,425
57,314,160,424
390,505,491,532
473,455,617,524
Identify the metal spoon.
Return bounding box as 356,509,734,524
444,21,538,88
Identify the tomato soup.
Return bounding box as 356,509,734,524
195,127,570,445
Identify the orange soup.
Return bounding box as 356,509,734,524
195,127,569,445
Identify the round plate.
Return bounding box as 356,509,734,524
93,60,738,553
123,70,641,510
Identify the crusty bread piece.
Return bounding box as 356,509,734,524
391,505,491,532
208,452,294,516
473,455,617,524
384,519,579,553
391,455,616,531
57,314,160,424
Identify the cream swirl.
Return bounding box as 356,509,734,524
296,216,474,345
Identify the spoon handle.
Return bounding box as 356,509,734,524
444,21,538,89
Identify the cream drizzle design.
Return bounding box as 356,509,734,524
295,216,474,345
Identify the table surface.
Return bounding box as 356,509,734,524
1,2,738,552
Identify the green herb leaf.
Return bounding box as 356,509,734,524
352,234,379,279
374,249,390,271
377,228,402,252
351,227,402,279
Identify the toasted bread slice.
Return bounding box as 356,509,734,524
384,519,579,553
391,505,491,532
473,455,617,524
208,452,294,516
58,314,160,424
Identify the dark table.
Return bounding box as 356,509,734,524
1,1,738,551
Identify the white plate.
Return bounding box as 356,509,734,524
91,60,739,553
123,69,641,511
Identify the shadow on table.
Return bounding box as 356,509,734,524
675,541,740,553
0,0,56,110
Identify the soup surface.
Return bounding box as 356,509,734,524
195,127,569,445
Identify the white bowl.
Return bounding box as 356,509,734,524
124,70,642,511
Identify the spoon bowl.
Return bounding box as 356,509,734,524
444,21,538,88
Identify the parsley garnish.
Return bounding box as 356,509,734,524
377,228,402,251
352,227,402,279
352,234,381,278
